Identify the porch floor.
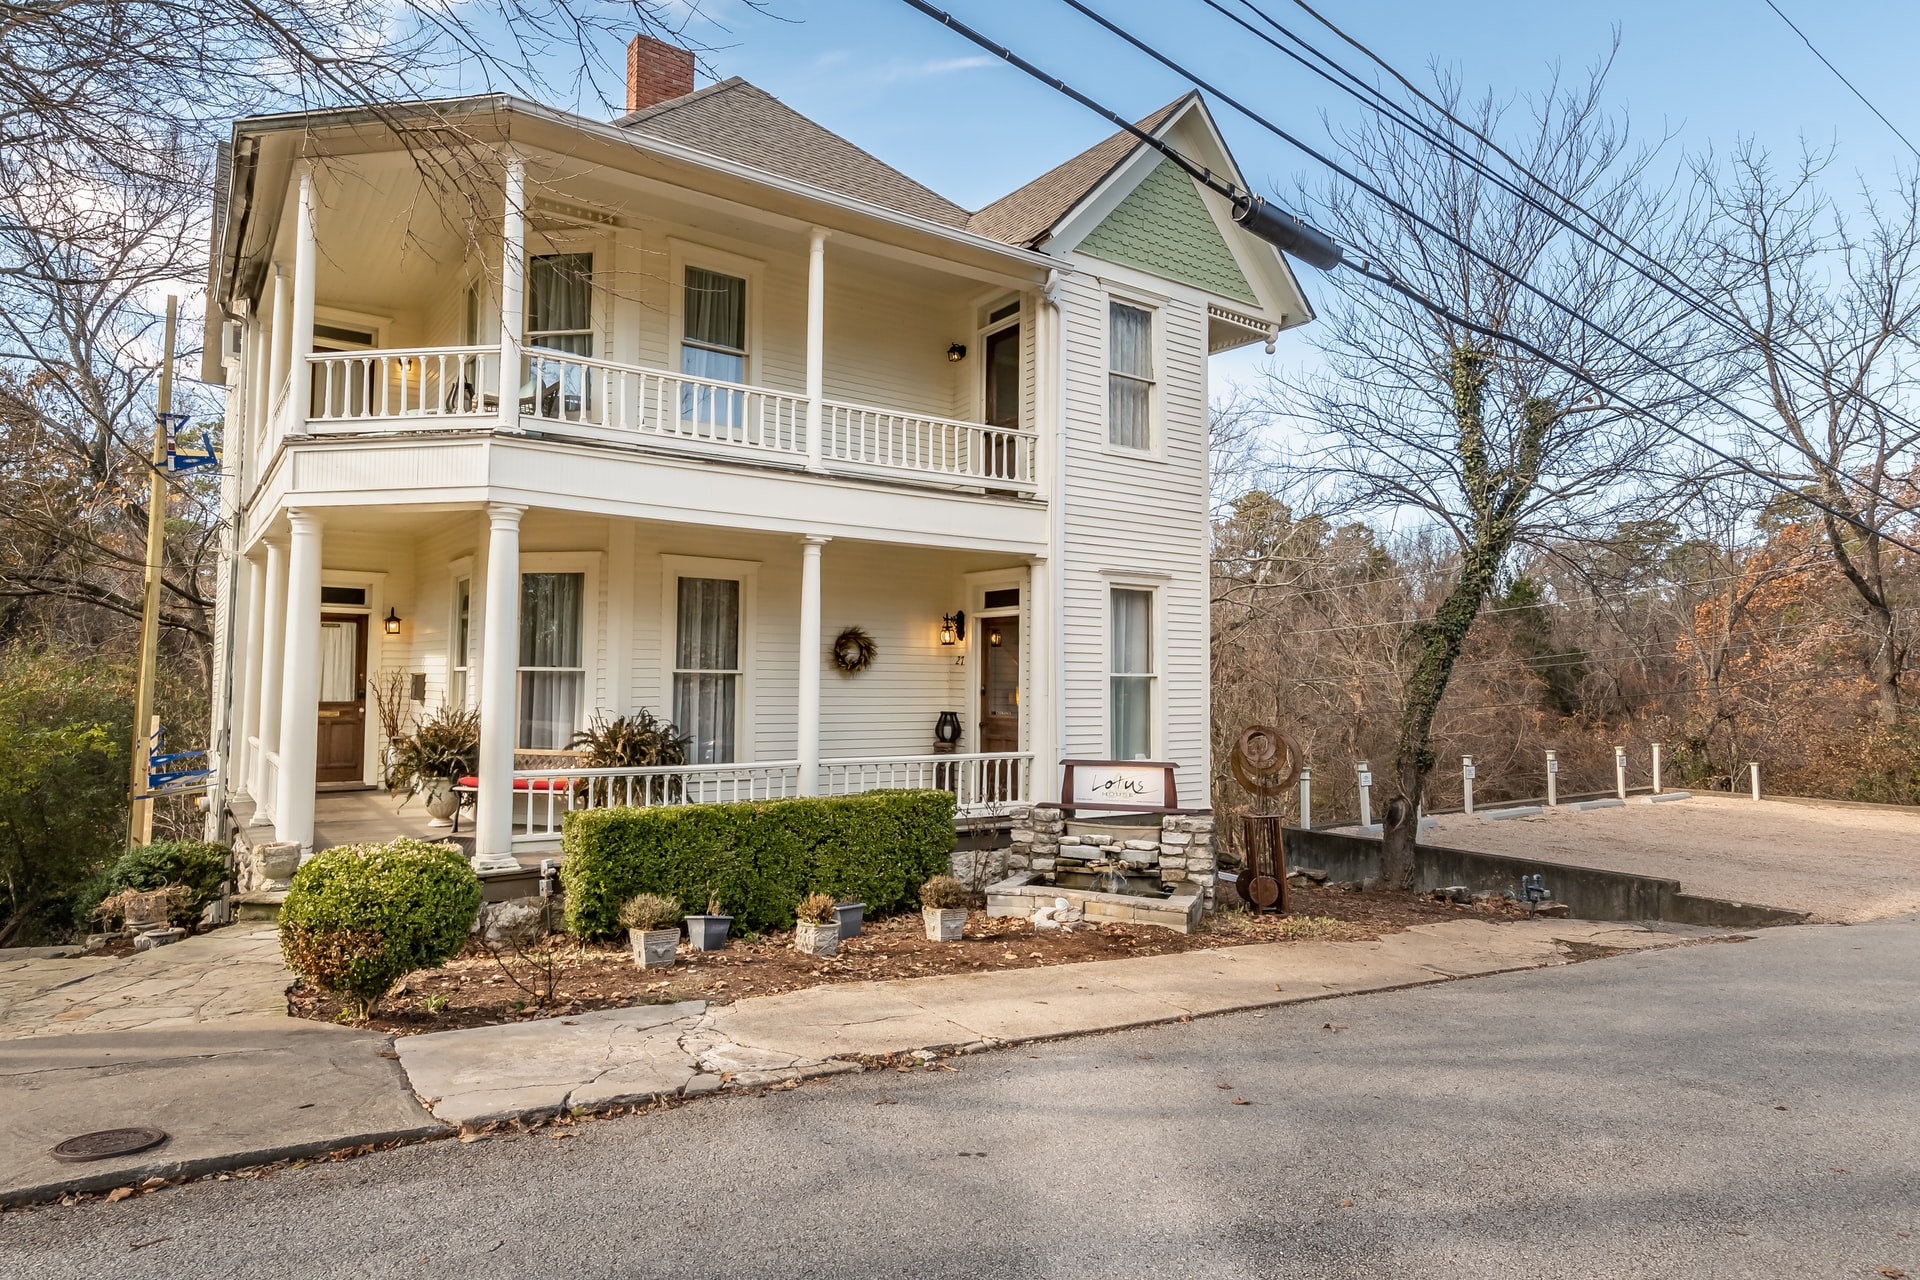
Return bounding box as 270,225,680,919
229,791,543,873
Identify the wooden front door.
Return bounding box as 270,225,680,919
979,616,1020,753
316,613,368,784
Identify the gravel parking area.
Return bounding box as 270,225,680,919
1421,793,1920,923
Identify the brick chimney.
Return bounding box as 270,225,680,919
627,34,695,113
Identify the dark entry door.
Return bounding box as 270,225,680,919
983,323,1020,482
979,616,1020,753
316,613,368,784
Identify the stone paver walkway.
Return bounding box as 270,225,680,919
396,918,1716,1126
0,928,291,1040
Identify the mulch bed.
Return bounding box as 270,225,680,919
288,882,1504,1036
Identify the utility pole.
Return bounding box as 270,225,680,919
128,296,177,848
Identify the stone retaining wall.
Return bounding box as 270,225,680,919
999,805,1219,909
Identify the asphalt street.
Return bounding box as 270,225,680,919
2,915,1914,1279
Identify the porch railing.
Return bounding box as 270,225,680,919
820,401,1036,492
508,751,1034,845
307,347,499,426
294,346,1035,493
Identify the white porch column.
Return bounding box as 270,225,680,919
804,227,828,471
274,510,324,853
267,267,290,439
475,503,525,869
1025,556,1052,804
796,535,829,795
251,536,288,821
289,168,316,437
499,155,525,433
232,555,267,801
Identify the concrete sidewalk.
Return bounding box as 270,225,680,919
395,918,1715,1126
0,928,290,1038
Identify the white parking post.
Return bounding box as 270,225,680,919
1545,749,1559,807
1652,743,1664,795
1298,765,1312,830
1357,760,1373,829
1749,761,1760,801
1614,745,1627,800
1462,755,1475,815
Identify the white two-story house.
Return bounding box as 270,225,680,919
202,36,1311,866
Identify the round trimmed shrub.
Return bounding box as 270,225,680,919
86,840,230,929
279,838,482,1018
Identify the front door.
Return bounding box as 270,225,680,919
983,323,1020,482
316,613,368,784
979,616,1020,753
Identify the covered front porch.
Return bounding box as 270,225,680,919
223,502,1049,864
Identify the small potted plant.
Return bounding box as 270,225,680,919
620,893,683,969
685,890,733,952
835,900,866,939
793,893,840,958
920,875,970,942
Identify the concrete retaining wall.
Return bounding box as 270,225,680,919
1282,827,1806,928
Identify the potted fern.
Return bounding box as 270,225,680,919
386,705,480,826
620,893,683,969
570,709,690,798
920,875,970,942
793,893,840,958
686,890,733,952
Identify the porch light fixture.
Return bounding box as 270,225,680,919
383,606,402,635
988,627,1003,647
946,342,967,362
939,611,966,646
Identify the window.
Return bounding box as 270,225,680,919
517,572,584,750
527,254,592,355
449,576,472,710
1110,587,1154,760
673,577,740,764
1107,301,1155,449
681,267,748,383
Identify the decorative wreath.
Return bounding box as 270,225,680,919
830,626,877,674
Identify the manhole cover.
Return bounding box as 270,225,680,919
50,1127,169,1163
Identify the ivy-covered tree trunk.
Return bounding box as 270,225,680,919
1380,349,1556,889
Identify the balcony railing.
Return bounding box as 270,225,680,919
508,751,1033,845
299,347,1037,494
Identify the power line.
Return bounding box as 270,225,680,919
893,0,1920,559
1762,0,1920,163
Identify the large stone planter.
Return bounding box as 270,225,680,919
923,906,967,942
629,927,679,969
251,841,302,893
794,919,840,957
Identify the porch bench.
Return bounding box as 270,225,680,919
448,751,589,830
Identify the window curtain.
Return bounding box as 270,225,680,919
528,254,592,355
319,622,357,703
674,577,739,764
518,572,584,750
1108,302,1153,449
1110,588,1153,760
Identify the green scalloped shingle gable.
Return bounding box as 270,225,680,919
1077,158,1259,305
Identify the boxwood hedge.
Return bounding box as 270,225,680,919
560,789,956,938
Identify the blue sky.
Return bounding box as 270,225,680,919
653,0,1918,393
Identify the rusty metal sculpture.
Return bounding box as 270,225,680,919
1229,725,1301,913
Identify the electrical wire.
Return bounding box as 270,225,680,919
893,0,1920,558
1762,0,1920,163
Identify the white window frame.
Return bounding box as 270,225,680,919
974,298,1023,430
524,249,597,356
660,554,759,763
448,556,475,712
1102,290,1164,458
515,552,602,751
1104,579,1163,762
667,238,765,387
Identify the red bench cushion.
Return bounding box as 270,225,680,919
454,776,572,791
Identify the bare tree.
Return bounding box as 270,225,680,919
1262,58,1704,886
1694,142,1920,722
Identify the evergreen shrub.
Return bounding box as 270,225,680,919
84,840,230,928
560,789,956,938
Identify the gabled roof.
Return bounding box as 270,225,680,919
615,78,971,230
966,96,1192,248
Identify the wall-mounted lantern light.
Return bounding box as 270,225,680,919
988,627,1003,647
939,611,966,646
946,342,967,363
384,606,402,635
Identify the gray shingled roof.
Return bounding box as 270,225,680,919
967,96,1191,247
615,78,971,229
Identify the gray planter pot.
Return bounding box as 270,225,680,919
835,902,866,939
686,914,733,952
923,906,968,942
423,777,460,827
794,919,840,958
629,927,680,969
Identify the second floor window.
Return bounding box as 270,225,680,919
1108,301,1155,450
528,254,592,356
682,267,748,384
